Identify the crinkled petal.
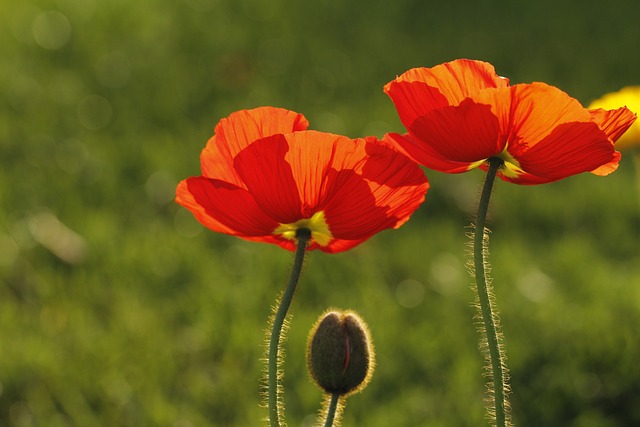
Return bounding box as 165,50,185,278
200,107,309,186
266,236,370,254
353,140,430,225
384,59,509,129
409,97,504,166
233,132,428,251
589,151,621,176
384,133,475,173
318,169,399,240
588,87,640,151
587,107,634,175
493,83,623,183
588,107,637,144
506,121,618,184
232,134,304,224
323,140,428,238
506,83,591,156
175,177,280,237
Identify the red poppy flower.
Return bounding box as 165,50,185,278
176,107,429,253
384,59,637,184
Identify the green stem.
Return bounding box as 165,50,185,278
323,394,340,427
268,228,311,427
474,157,509,427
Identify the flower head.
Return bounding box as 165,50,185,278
176,107,429,253
588,86,640,151
384,59,637,184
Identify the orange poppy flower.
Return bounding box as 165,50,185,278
176,107,429,253
384,59,637,184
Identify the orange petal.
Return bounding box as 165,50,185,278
322,139,428,238
268,236,370,253
279,131,370,214
587,108,634,175
384,133,475,173
233,134,304,224
506,83,591,156
233,131,378,226
175,177,280,237
384,59,509,129
589,107,637,144
233,132,428,247
410,98,504,163
589,151,621,176
347,142,429,228
511,121,618,183
200,107,309,186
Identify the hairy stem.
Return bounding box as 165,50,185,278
267,228,311,427
323,394,340,427
473,158,510,427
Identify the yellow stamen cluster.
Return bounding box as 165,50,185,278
497,147,525,178
273,211,332,246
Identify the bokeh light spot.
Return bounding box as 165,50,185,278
429,253,463,295
395,279,425,309
145,171,176,206
516,268,554,302
32,11,71,50
28,211,88,265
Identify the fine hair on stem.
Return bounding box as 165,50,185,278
467,157,512,427
263,229,311,426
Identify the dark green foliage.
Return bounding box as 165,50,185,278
1,0,639,426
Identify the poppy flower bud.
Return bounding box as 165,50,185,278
306,310,375,396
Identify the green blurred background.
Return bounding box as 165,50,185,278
1,0,639,426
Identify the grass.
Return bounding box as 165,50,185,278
1,0,639,425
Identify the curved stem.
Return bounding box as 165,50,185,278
474,158,509,427
268,228,311,427
323,394,340,427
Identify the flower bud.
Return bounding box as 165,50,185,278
306,310,375,396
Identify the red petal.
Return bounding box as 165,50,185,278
322,140,429,239
408,96,505,165
232,134,304,224
384,133,474,173
318,238,369,253
586,108,634,175
234,130,379,222
233,132,428,249
496,83,620,183
277,131,366,214
506,83,591,155
175,177,280,237
589,107,637,144
200,107,309,186
509,121,618,183
589,151,621,176
384,59,509,129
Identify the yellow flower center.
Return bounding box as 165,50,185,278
273,211,333,247
496,146,525,178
